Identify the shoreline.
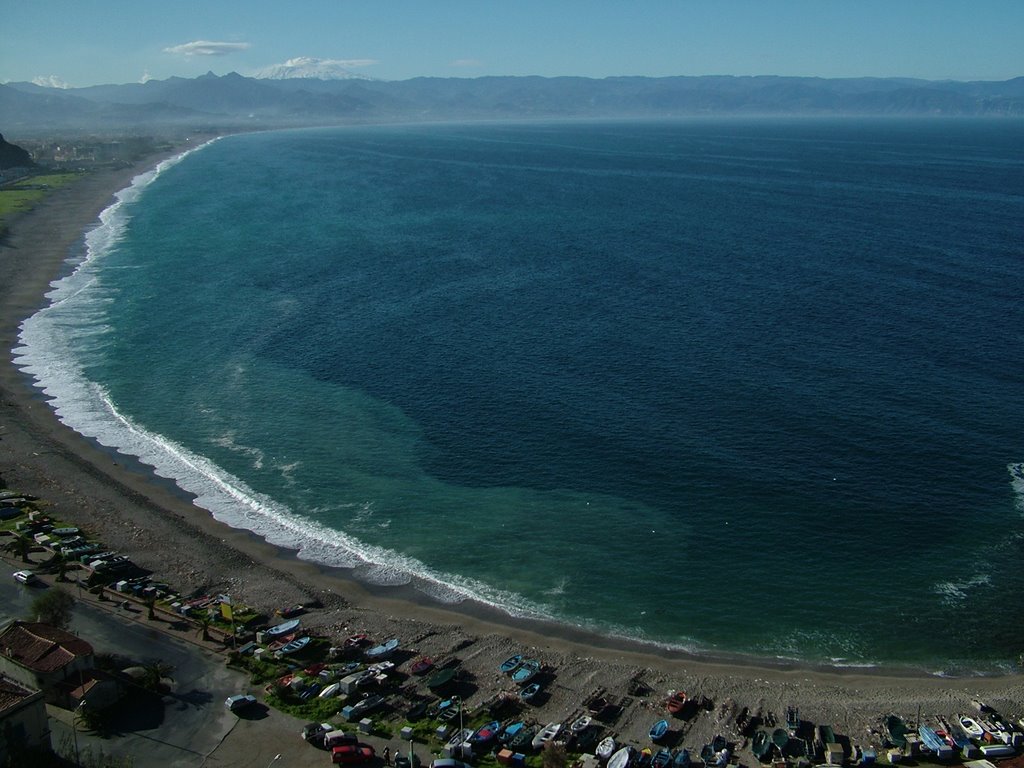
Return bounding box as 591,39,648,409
2,147,1022,749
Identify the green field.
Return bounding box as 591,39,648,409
0,172,85,231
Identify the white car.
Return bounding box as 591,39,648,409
13,570,36,585
225,694,257,712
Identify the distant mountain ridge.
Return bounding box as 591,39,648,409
3,72,1023,132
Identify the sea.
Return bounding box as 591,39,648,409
15,118,1024,674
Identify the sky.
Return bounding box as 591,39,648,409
2,0,1022,88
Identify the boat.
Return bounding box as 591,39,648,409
318,682,341,698
979,744,1015,758
885,715,909,750
445,728,473,750
596,736,617,761
918,725,954,761
665,691,687,715
671,748,690,768
699,744,714,764
638,748,652,768
500,654,524,674
265,618,300,637
533,722,562,750
409,656,434,675
772,728,789,751
649,719,669,742
344,633,368,648
406,701,428,721
520,682,542,701
427,667,457,690
939,717,978,758
365,637,399,659
711,736,727,754
500,722,526,744
608,746,633,768
752,730,773,760
508,727,536,751
471,721,502,745
276,636,311,656
651,749,672,768
277,603,305,618
512,659,541,684
571,715,593,733
960,715,984,739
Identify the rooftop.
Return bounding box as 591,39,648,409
0,674,40,713
0,622,93,674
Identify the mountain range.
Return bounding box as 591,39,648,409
3,71,1023,133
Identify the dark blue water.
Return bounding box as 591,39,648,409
19,119,1024,672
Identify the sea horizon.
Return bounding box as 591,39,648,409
15,117,1024,675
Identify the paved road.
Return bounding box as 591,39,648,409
2,571,245,766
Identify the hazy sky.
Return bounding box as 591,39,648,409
3,0,1022,88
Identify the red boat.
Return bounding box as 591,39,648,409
666,691,688,715
345,633,369,648
409,656,435,676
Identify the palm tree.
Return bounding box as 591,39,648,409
3,533,32,563
197,615,211,641
144,596,157,620
140,660,174,693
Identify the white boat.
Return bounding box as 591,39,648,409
959,716,984,739
608,746,632,768
596,736,617,761
979,744,1014,758
366,637,400,659
571,715,592,733
532,722,562,750
446,728,473,749
318,682,341,698
265,618,300,637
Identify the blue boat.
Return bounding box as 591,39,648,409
276,636,310,655
520,682,542,701
500,654,523,674
652,749,672,768
470,720,502,745
511,659,540,684
672,749,690,768
265,618,300,637
499,721,525,744
650,719,670,742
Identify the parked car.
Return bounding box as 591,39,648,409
224,694,257,712
12,570,36,585
302,721,334,743
331,744,375,765
430,760,472,768
395,752,423,768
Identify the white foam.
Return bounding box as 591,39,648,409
933,573,991,606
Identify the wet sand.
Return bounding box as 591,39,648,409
1,149,1022,755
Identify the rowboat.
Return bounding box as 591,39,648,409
651,749,672,768
277,636,310,655
650,719,669,742
427,667,457,690
318,682,341,698
500,654,523,674
596,736,617,760
533,722,562,750
409,656,434,675
665,691,687,715
520,682,542,701
772,729,789,750
885,715,909,750
571,715,593,733
508,727,535,751
608,746,632,768
265,618,300,637
512,659,541,684
752,730,772,760
671,749,690,768
471,721,502,744
445,728,473,750
499,722,526,744
365,637,399,659
959,716,984,739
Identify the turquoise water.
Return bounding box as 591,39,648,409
17,119,1024,672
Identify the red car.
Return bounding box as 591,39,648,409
332,744,375,765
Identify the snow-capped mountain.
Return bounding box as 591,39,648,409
252,57,376,81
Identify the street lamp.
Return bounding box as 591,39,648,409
266,753,282,768
71,700,85,767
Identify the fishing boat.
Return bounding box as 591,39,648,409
699,744,714,764
318,682,341,698
671,748,690,768
365,637,399,659
520,682,542,701
959,716,984,739
665,691,687,716
608,746,632,768
650,719,669,742
752,730,773,760
533,722,562,750
470,721,502,745
344,633,368,648
918,725,954,761
499,722,526,744
711,736,727,754
772,728,789,751
265,618,300,637
409,656,434,675
512,659,541,684
445,728,473,750
276,636,311,656
500,654,524,674
509,727,536,751
638,748,652,768
651,749,672,768
596,736,617,761
885,716,909,750
572,715,593,733
427,667,457,690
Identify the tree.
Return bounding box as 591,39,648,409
30,587,75,629
139,660,174,693
196,615,211,641
3,534,32,563
542,743,568,768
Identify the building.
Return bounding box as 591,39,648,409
0,622,95,707
0,674,51,764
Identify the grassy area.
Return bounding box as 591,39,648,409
0,171,85,233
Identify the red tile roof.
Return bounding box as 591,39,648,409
0,622,93,674
0,674,38,714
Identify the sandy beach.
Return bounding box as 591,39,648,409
2,149,1022,757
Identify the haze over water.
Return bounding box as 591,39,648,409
18,119,1024,673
